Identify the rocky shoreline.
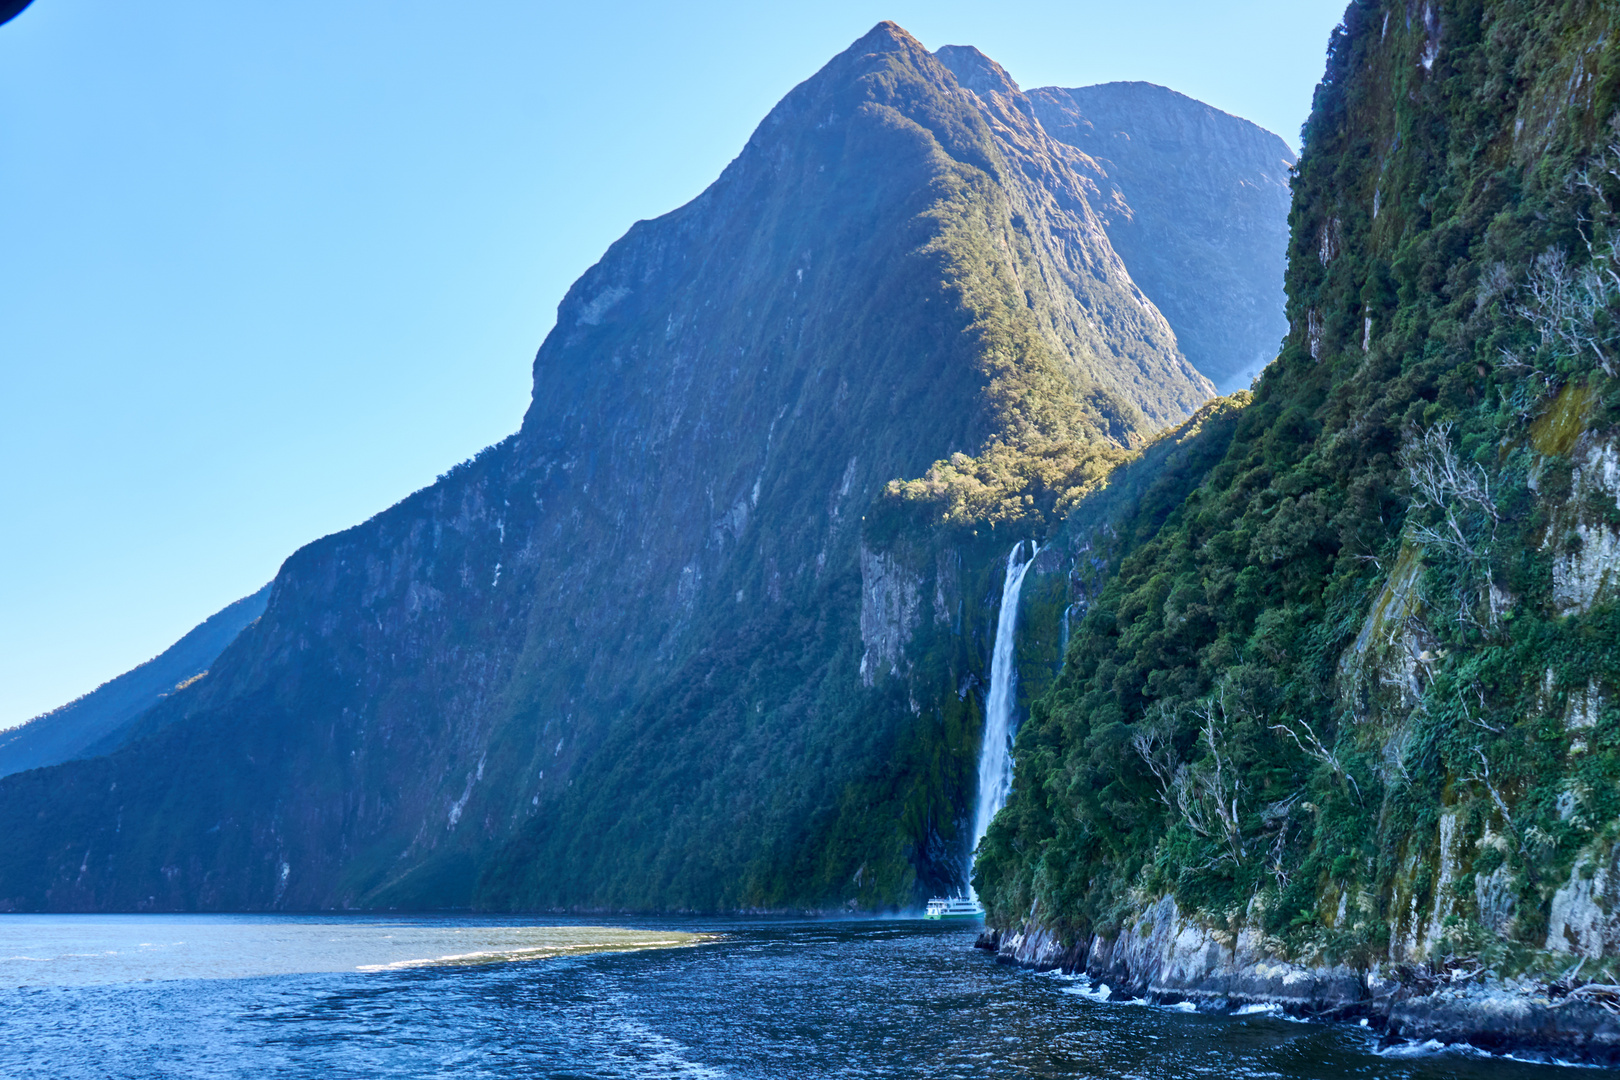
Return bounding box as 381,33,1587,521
978,897,1620,1066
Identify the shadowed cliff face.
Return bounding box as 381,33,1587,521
0,22,1251,914
1030,82,1296,393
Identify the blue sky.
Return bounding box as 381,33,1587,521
0,0,1347,728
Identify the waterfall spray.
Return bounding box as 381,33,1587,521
966,541,1039,896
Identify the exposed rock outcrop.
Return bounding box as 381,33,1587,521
982,898,1620,1063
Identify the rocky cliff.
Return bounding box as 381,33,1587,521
976,0,1620,1061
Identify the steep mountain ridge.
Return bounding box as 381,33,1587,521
0,585,269,779
1029,82,1295,392
0,23,1207,913
925,44,1214,428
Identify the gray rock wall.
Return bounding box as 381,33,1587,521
982,898,1620,1063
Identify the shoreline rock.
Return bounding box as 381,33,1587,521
978,898,1620,1065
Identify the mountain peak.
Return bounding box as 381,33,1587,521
933,44,1021,98
1027,80,1294,391
1059,80,1296,160
851,20,924,55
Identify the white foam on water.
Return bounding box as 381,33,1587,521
1060,981,1113,1003
1056,982,1321,1026
1375,1038,1488,1059
1034,968,1082,983
1376,1039,1607,1070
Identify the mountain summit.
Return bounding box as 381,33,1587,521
0,24,1291,913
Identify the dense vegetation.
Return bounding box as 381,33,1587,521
978,0,1620,978
883,438,1134,529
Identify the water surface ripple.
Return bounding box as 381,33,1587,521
0,915,1611,1078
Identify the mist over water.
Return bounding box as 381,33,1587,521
0,915,1597,1079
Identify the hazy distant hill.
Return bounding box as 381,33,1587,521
1030,81,1296,392
0,585,269,779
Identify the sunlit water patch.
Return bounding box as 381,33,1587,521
0,916,1615,1078
0,916,700,985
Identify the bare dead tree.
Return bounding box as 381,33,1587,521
1569,127,1620,254
1494,134,1620,410
1476,261,1514,314
1129,703,1182,818
1170,765,1218,844
1269,715,1362,802
1191,694,1246,864
1266,815,1294,892
1465,747,1527,865
1131,694,1247,865
1399,424,1502,632
1458,683,1504,734
1401,424,1500,551
1516,247,1620,377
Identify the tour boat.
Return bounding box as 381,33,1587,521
923,896,984,919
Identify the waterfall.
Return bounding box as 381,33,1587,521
967,541,1039,895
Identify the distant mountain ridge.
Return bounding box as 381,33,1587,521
0,585,269,779
0,23,1293,913
1029,81,1295,392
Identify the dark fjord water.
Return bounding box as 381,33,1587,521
0,915,1611,1079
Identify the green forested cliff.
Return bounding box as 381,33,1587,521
979,0,1620,984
